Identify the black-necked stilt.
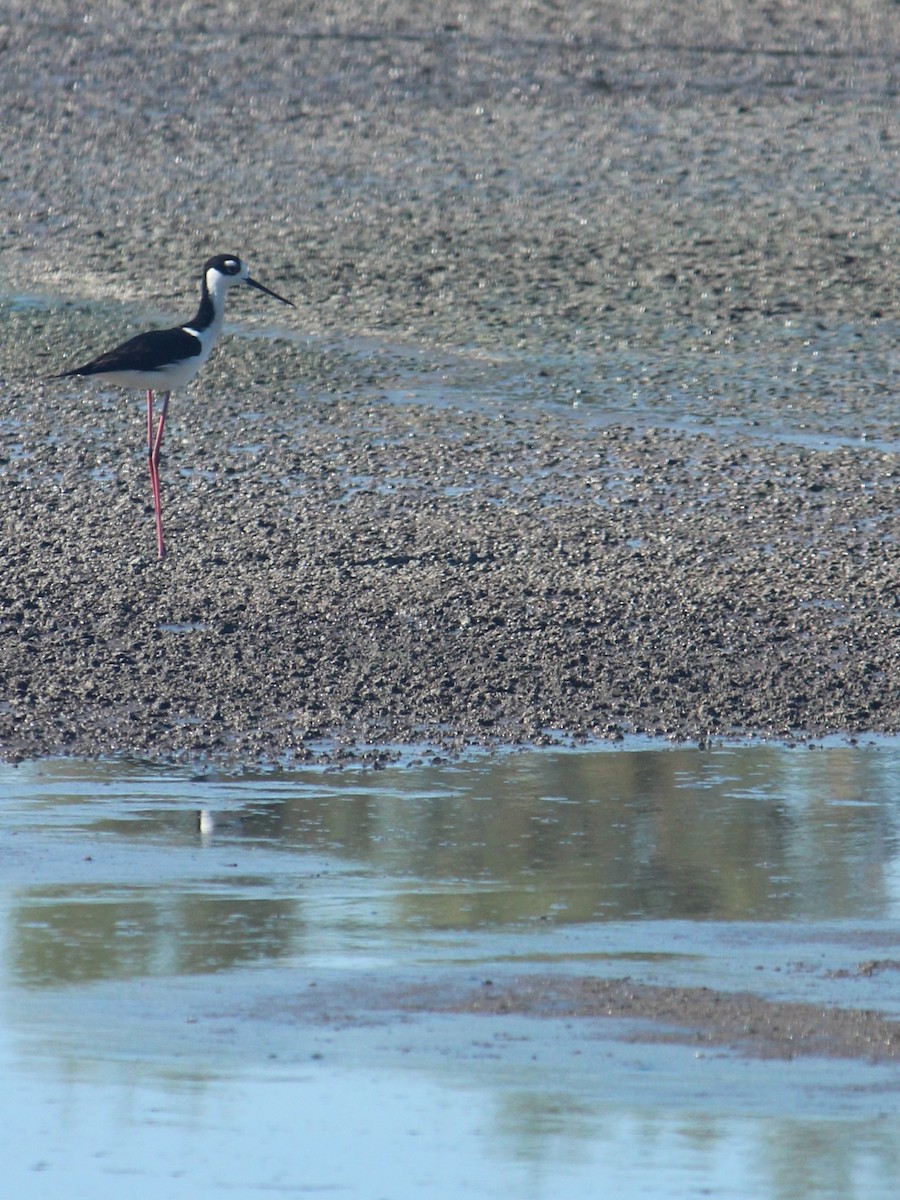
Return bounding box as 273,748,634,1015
54,253,294,560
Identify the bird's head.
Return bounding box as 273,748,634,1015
204,254,294,307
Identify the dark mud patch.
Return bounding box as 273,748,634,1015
263,972,900,1065
457,976,900,1063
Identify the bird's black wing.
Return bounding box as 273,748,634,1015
55,327,202,378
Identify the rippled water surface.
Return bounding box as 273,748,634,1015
299,317,900,452
2,741,900,1198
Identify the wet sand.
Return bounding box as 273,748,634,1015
1,0,899,764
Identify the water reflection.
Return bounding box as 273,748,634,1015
3,744,899,990
2,744,900,1200
10,888,299,987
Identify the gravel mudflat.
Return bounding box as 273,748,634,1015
1,0,898,763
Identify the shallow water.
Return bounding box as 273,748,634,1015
7,293,900,452
2,742,900,1198
292,318,900,452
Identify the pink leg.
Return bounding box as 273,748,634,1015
146,389,169,560
147,390,160,544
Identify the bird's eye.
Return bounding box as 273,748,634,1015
224,258,240,274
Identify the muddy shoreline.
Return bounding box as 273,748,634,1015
1,1,899,765
460,975,900,1063
266,970,900,1065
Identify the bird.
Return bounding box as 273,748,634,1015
54,253,295,560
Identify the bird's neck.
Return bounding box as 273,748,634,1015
188,273,228,338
